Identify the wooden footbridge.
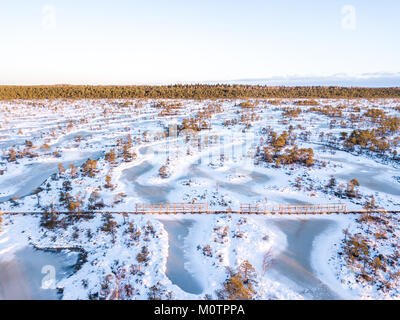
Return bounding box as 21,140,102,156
1,202,398,215
134,202,348,214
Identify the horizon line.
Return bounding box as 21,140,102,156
0,84,399,89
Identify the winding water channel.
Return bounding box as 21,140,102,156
0,217,346,299
319,155,400,196
158,219,203,295
267,217,342,300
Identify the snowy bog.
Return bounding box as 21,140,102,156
0,98,399,300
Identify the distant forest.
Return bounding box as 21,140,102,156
0,85,400,100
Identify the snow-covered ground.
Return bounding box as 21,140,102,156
0,98,399,299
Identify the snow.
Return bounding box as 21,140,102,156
0,98,399,299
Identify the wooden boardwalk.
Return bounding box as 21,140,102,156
239,203,347,214
134,203,209,214
0,202,398,215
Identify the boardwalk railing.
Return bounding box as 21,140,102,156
239,203,347,214
135,203,209,214
1,203,398,216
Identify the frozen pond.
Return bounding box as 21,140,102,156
320,155,400,196
0,247,79,300
337,162,400,196
267,217,342,300
121,156,271,204
122,161,171,203
158,219,203,295
0,151,103,203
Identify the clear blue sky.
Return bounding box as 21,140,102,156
0,0,399,84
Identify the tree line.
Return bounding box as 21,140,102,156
1,85,400,100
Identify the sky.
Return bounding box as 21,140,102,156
0,0,399,85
